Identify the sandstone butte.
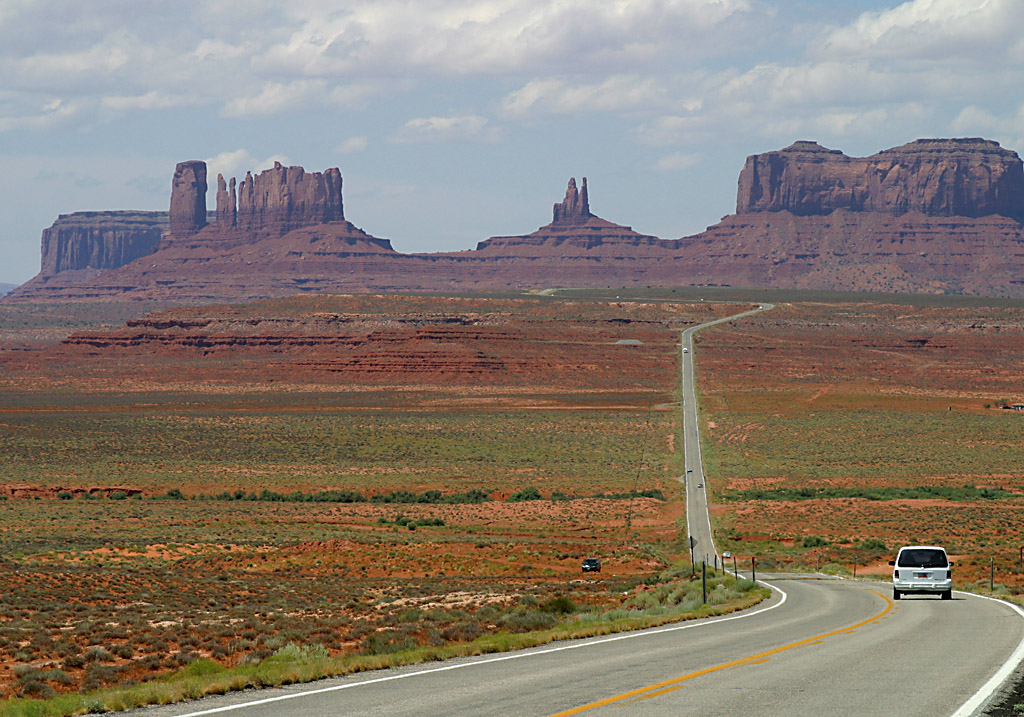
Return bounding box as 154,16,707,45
7,137,1024,303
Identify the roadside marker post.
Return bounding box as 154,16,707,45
702,561,707,605
990,557,994,591
733,554,738,579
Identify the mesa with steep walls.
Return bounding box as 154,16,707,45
8,137,1024,302
39,211,168,278
737,138,1024,220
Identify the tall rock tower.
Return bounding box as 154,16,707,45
552,177,591,225
169,161,208,236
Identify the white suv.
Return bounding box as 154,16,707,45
890,545,953,600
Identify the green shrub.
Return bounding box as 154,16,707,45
497,608,557,632
858,538,887,551
802,535,830,548
361,632,418,655
541,596,576,615
508,486,542,502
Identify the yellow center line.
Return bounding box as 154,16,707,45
548,590,894,716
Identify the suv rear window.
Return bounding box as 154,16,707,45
897,549,947,568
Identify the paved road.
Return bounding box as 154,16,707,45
125,577,1024,716
680,304,773,568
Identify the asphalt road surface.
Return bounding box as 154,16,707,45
125,577,1024,716
680,304,773,568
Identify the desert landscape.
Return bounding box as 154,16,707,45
1,286,1023,713
0,291,774,712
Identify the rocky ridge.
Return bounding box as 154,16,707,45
39,211,168,277
737,138,1024,220
8,138,1024,301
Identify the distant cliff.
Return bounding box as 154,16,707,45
9,139,1024,303
169,160,345,242
39,211,168,277
737,138,1024,220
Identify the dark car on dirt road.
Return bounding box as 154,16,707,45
582,558,602,573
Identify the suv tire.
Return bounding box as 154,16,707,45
893,589,901,600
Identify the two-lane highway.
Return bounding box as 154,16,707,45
125,578,1024,716
680,304,773,567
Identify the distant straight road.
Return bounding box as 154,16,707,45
679,303,773,568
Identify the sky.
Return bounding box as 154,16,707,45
3,0,1024,285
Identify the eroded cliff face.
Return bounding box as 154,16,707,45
223,162,344,235
737,138,1024,220
169,161,208,236
552,177,591,225
39,211,168,277
11,140,1024,303
477,176,660,253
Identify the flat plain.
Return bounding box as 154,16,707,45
0,293,746,704
2,287,1022,708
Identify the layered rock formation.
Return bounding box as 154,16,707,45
9,139,1024,303
38,211,167,276
738,138,1024,220
218,162,344,235
552,177,590,225
476,177,662,254
169,161,208,236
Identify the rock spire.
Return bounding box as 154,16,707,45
169,161,208,236
552,177,591,225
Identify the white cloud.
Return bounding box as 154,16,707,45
502,75,669,117
205,150,291,184
336,136,368,154
653,152,701,172
0,97,84,132
951,104,1024,150
258,0,759,77
222,80,327,117
632,114,710,147
391,115,500,144
100,91,191,112
817,0,1024,61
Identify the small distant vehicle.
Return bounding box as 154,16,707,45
682,348,689,353
581,558,602,573
696,483,703,489
890,545,953,600
687,468,693,473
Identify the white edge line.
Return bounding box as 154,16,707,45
174,581,788,716
950,591,1024,717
